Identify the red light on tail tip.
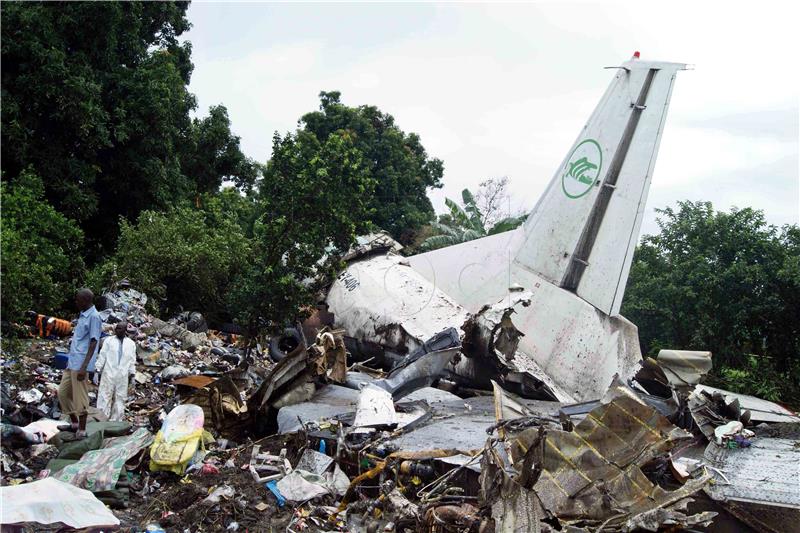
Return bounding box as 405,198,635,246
633,51,640,58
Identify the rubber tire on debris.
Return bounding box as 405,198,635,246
269,327,302,362
95,295,112,312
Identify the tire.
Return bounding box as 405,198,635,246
268,327,303,362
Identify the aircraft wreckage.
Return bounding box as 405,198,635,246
327,53,684,403
5,55,798,533
263,53,799,532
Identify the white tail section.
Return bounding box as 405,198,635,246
514,56,686,315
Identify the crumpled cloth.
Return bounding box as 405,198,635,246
52,427,153,492
275,465,350,502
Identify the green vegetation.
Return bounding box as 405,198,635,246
0,3,435,331
623,201,800,404
2,3,798,409
1,1,255,254
302,91,444,244
421,178,526,251
89,200,252,324
1,170,85,322
227,129,376,332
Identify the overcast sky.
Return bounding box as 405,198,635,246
184,2,799,236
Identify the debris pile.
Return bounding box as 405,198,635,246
2,285,799,532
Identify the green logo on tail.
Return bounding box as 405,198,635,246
562,139,602,199
568,157,598,185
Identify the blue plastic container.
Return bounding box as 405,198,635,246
53,350,69,370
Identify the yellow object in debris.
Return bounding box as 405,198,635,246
149,404,207,475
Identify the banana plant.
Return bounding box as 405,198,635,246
421,188,526,251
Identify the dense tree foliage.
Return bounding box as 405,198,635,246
1,171,85,322
1,1,255,255
301,91,443,243
89,196,252,323
180,106,259,195
228,130,376,332
623,201,800,402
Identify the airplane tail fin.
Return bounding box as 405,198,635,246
514,54,686,316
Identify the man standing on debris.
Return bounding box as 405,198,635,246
59,288,101,437
95,321,136,421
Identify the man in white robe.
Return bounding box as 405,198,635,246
95,321,136,421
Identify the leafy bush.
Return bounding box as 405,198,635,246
623,201,800,404
91,198,251,323
301,91,443,243
1,170,85,322
709,355,791,404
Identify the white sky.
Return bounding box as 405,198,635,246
184,1,799,236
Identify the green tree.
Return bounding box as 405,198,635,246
622,201,800,401
1,2,255,255
1,170,85,322
180,106,259,196
90,198,251,324
229,129,375,332
421,186,527,251
300,91,443,243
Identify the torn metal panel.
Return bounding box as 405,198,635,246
655,349,712,388
532,380,705,528
351,384,397,430
622,501,716,532
387,395,501,457
249,344,308,413
687,389,737,441
492,379,536,421
373,346,460,399
270,380,316,410
491,380,562,439
393,400,433,434
277,383,463,434
387,407,492,455
458,292,569,401
703,437,800,508
461,293,532,362
309,329,348,384
341,231,403,263
277,384,360,434
695,384,800,423
295,449,334,476
481,437,544,533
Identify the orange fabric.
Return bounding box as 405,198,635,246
33,315,73,338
